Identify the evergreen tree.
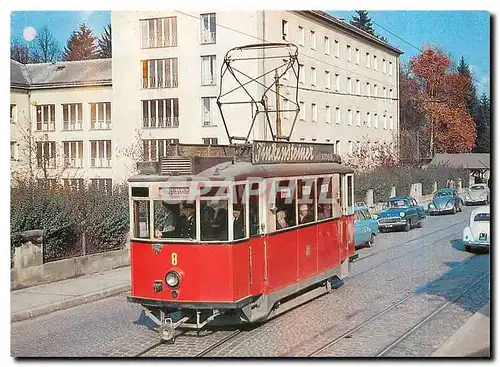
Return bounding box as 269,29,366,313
62,23,98,61
457,56,479,121
475,94,490,152
11,39,30,64
350,10,376,35
97,24,112,59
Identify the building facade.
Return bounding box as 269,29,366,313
10,10,402,185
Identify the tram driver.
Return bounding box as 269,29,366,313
233,204,245,240
154,202,179,239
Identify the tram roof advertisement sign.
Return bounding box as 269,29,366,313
251,141,337,164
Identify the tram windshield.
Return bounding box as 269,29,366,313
154,200,196,240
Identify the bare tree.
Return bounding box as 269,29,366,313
30,27,61,63
11,39,30,64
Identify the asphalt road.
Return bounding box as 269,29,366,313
11,205,490,357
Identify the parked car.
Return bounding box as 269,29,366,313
462,205,490,252
354,206,378,248
378,195,426,232
464,183,490,206
428,188,463,215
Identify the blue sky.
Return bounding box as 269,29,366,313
328,10,490,96
10,10,490,96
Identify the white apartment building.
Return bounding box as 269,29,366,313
10,10,402,185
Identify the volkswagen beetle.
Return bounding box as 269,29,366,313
428,188,463,215
464,183,490,206
462,205,490,252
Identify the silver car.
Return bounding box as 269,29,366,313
464,183,490,205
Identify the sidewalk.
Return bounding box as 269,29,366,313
433,301,490,357
11,266,130,322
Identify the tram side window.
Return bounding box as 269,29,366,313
200,199,229,241
249,182,260,236
297,178,316,224
275,180,296,230
332,173,342,217
154,200,196,240
347,175,354,215
133,201,150,239
317,176,333,220
233,184,246,240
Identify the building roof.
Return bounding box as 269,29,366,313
10,58,112,89
428,153,490,170
303,11,404,55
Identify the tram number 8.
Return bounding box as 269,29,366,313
171,252,178,266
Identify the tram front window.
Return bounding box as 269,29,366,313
154,201,196,240
200,200,229,241
133,201,149,238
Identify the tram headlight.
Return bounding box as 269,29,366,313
165,271,180,288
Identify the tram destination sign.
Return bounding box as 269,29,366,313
251,141,338,164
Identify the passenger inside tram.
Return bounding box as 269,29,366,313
178,203,196,239
299,204,314,224
318,204,332,220
233,204,245,240
276,210,288,229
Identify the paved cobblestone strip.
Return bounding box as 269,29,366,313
375,271,490,357
196,330,242,357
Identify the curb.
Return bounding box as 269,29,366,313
11,283,131,323
432,301,490,357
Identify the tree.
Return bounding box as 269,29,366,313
62,23,98,61
475,94,490,152
11,39,30,64
97,24,112,58
350,10,376,35
409,46,476,154
30,27,61,63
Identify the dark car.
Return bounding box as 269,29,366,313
378,195,426,232
428,188,463,215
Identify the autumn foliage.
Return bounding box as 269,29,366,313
408,47,476,154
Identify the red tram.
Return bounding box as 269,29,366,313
127,142,356,340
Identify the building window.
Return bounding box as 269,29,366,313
366,112,371,127
347,77,352,94
374,84,378,97
326,105,331,124
311,67,317,86
200,13,216,44
384,114,387,129
335,107,341,124
10,141,18,160
324,36,330,55
335,140,341,155
141,58,178,89
334,40,339,58
346,44,351,62
383,59,387,74
203,137,218,145
356,79,360,95
390,88,394,103
298,26,305,46
90,140,112,168
201,55,217,86
366,52,370,68
63,179,84,192
62,104,83,131
142,139,171,161
347,109,353,125
300,101,306,120
373,55,378,71
335,73,340,92
142,99,179,128
140,17,177,49
366,82,371,97
36,141,56,169
36,104,55,131
383,87,387,100
356,111,361,126
10,104,16,124
202,97,217,126
91,178,112,194
355,48,360,64
390,116,394,130
90,102,111,130
63,141,84,168
310,30,316,50
389,61,393,75
311,103,317,122
348,141,353,155
282,19,288,41
299,64,305,84
325,70,331,89
374,113,379,129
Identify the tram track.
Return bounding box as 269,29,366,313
303,269,489,357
